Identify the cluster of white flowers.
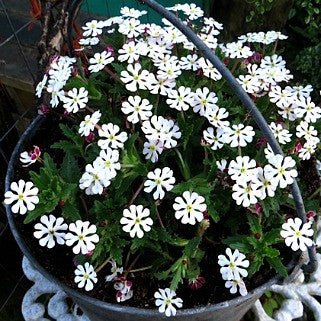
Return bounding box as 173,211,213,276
35,55,75,107
228,154,298,208
18,2,320,315
218,248,249,296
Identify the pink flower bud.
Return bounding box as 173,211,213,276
256,136,267,148
39,104,49,115
84,132,95,142
105,45,114,56
188,275,206,290
84,250,94,258
306,211,316,222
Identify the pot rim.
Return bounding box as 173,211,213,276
5,115,280,316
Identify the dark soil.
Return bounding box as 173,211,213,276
12,114,293,310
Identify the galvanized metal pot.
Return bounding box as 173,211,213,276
5,116,279,321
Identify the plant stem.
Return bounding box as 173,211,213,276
104,66,122,83
127,181,145,207
155,203,165,229
238,145,242,157
125,265,152,274
231,59,239,74
174,148,191,180
124,253,142,279
273,39,279,54
95,256,111,273
308,185,321,200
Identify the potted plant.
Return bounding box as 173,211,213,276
4,1,320,320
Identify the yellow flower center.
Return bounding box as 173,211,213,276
240,167,246,173
135,218,141,223
104,161,111,167
278,168,285,175
109,135,115,140
79,235,84,241
83,274,89,279
93,174,99,180
229,262,236,268
296,231,301,237
18,194,24,200
155,178,162,185
187,205,193,212
245,187,251,194
201,99,207,105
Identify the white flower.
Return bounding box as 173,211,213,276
225,279,248,296
120,6,147,18
192,87,218,116
114,279,133,302
232,181,261,207
20,146,41,167
120,63,152,92
298,141,317,160
205,107,230,129
218,248,249,281
121,96,153,124
173,191,207,225
47,84,65,108
79,37,99,46
143,140,163,163
142,116,181,149
88,51,114,73
94,148,121,179
118,41,144,64
198,57,222,80
228,156,258,182
34,215,68,249
166,86,194,111
296,121,319,144
237,75,260,94
281,218,314,251
120,205,153,238
251,167,276,199
203,127,225,150
261,55,286,69
4,180,39,215
63,87,88,113
286,84,313,100
225,41,253,59
105,259,123,282
66,220,99,255
295,97,321,123
79,163,110,195
268,86,293,108
79,111,101,137
179,54,200,71
264,154,298,189
35,74,47,98
98,123,128,150
74,262,98,291
148,75,176,96
82,19,104,37
144,167,175,200
118,18,144,38
203,17,223,30
223,124,255,148
181,3,203,20
278,104,298,121
154,288,183,317
157,62,182,80
216,159,227,172
269,122,292,145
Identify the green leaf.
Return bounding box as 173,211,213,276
59,152,81,183
170,266,183,291
183,237,201,257
266,257,288,278
43,153,58,176
247,213,262,234
223,235,253,253
24,195,58,224
61,201,81,221
263,229,281,245
248,256,264,276
264,247,280,258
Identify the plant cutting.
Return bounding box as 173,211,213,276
4,1,321,320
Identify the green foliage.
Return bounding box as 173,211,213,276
245,0,276,24
224,214,287,278
24,153,80,223
51,124,84,157
155,237,203,291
